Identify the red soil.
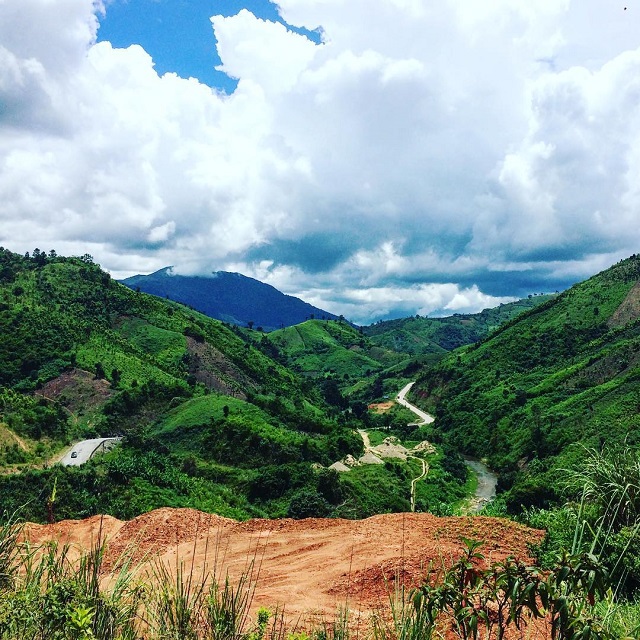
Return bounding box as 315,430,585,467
23,508,547,636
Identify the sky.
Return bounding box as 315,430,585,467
1,1,640,324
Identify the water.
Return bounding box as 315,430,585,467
463,458,498,514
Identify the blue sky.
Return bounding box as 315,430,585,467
97,1,320,93
1,1,640,323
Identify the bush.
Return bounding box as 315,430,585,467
287,489,331,519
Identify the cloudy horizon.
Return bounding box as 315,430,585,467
1,1,639,324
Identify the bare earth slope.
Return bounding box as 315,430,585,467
25,508,544,620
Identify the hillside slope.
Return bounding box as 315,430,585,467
0,248,367,521
364,294,556,354
411,254,640,510
121,268,339,331
261,319,405,383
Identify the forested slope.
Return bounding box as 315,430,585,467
261,319,404,384
0,248,366,521
411,254,640,510
364,294,556,354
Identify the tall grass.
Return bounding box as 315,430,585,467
3,477,640,640
0,513,270,640
371,573,438,640
0,509,21,590
148,556,259,640
0,517,143,640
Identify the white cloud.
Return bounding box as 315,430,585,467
212,10,317,94
1,0,639,322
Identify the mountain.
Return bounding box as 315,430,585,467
121,268,339,331
260,319,405,384
0,248,471,523
409,254,640,511
363,294,557,354
0,248,369,521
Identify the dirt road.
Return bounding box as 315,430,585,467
409,456,427,512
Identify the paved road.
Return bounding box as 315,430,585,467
59,437,122,466
396,382,434,425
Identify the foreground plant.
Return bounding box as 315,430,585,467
0,523,144,640
371,574,438,640
0,509,21,591
383,538,617,640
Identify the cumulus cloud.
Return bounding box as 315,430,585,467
0,0,639,323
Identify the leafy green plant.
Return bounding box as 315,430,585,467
407,539,617,640
0,509,21,590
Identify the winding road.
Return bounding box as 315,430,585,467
394,383,435,511
396,382,434,425
395,382,497,513
356,384,435,511
409,457,427,512
59,437,122,466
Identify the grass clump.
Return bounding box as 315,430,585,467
0,510,280,640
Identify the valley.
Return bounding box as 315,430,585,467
1,248,640,637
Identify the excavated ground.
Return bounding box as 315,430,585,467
23,508,548,637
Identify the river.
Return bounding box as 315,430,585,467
394,382,498,514
463,458,498,514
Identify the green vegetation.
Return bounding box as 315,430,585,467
364,294,557,354
412,254,640,512
1,248,467,523
261,319,404,385
0,248,377,521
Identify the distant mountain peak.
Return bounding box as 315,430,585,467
120,268,339,331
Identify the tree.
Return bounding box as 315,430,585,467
287,489,331,518
94,362,105,380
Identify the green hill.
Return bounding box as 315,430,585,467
0,248,370,519
363,295,557,354
0,248,470,523
260,319,405,383
409,254,640,511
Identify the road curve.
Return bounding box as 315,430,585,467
59,437,121,467
396,382,434,425
409,457,428,512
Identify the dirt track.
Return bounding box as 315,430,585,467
24,508,545,624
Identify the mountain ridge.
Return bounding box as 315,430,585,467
121,267,340,331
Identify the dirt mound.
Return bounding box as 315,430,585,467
24,508,544,624
104,507,236,567
368,401,394,413
24,514,124,548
